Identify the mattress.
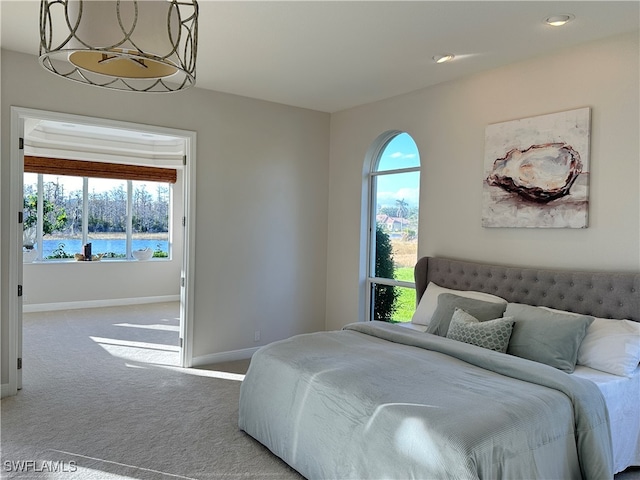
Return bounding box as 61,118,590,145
573,365,640,474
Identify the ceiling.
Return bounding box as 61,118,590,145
1,1,639,113
24,118,187,167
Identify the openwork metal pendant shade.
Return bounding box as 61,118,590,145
39,0,198,93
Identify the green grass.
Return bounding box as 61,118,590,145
395,267,414,282
392,267,415,323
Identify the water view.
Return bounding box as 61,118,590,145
38,239,169,258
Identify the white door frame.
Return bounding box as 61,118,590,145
6,107,197,396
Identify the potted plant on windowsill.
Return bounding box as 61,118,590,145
132,247,153,261
23,226,37,263
23,246,38,263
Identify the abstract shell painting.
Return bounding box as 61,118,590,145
482,108,590,228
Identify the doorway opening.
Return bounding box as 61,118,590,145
6,107,197,395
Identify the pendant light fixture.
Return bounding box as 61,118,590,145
39,0,199,93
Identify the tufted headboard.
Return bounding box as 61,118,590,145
415,257,640,322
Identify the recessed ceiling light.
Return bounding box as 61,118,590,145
545,14,574,27
433,54,455,64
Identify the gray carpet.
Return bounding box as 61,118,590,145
1,303,302,479
2,303,638,480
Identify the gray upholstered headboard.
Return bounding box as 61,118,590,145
415,257,640,322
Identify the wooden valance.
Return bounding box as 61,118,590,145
24,156,177,184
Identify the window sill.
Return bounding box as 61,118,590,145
24,258,171,264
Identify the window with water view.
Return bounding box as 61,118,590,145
24,172,172,261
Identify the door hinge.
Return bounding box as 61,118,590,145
17,285,23,297
179,338,184,348
181,277,185,288
19,138,24,150
17,358,22,370
182,216,186,227
18,211,23,224
183,155,187,166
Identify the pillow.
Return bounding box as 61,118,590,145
412,282,507,326
426,293,507,337
505,303,594,373
577,318,640,377
539,307,640,377
446,308,514,353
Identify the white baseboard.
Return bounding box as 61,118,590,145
1,383,14,398
23,295,180,313
191,346,260,368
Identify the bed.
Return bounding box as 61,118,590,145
239,256,640,479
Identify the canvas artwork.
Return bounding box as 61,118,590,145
482,107,590,228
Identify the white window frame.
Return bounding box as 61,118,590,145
364,131,420,322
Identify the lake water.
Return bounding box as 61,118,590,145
39,239,168,257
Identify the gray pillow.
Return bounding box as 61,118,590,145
505,303,594,373
447,308,515,353
426,293,507,337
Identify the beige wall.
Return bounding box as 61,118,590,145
1,49,330,384
326,32,640,331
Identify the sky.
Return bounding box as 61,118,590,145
375,133,420,208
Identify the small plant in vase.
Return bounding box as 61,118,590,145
22,225,38,262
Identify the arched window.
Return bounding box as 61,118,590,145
366,132,420,322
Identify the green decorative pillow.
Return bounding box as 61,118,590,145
426,293,508,337
505,303,594,373
447,308,515,353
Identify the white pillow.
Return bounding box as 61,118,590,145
411,282,507,326
577,318,640,377
539,307,640,377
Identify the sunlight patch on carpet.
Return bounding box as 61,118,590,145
90,336,180,366
49,450,198,480
90,336,180,352
113,323,180,332
157,365,246,381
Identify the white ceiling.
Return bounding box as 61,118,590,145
24,119,187,166
1,1,639,113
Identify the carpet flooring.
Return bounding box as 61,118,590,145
1,303,302,479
